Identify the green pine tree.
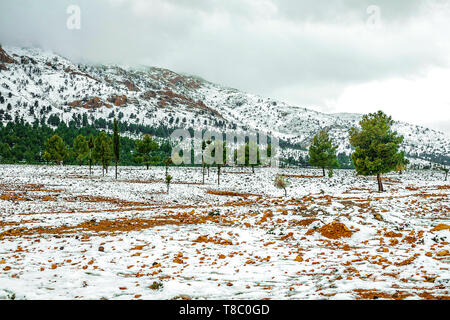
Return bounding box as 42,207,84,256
349,111,406,192
93,131,113,176
43,134,68,165
234,141,261,174
113,118,121,179
134,134,159,169
165,174,172,194
73,134,89,165
308,130,340,177
88,134,94,175
209,141,227,186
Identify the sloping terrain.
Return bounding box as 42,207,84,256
0,45,449,164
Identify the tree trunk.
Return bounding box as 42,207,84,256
377,174,384,192
284,188,287,197
252,166,255,174
217,166,221,186
146,164,149,170
202,163,205,185
167,184,170,194
115,161,118,180
322,168,325,177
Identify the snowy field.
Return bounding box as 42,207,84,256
0,164,449,300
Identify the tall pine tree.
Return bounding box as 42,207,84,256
134,134,159,169
73,134,89,165
93,131,113,176
88,134,94,175
43,135,68,165
349,111,405,192
308,130,339,177
113,118,121,179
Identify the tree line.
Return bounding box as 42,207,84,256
0,110,444,193
0,118,172,168
304,111,410,192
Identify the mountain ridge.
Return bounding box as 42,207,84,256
0,45,449,166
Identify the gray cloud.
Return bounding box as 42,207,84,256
1,0,449,132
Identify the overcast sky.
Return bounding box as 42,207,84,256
1,0,450,133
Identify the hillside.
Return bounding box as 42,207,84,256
0,45,449,165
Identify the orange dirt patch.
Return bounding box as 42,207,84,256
353,289,413,300
0,194,27,201
418,292,450,300
281,174,323,179
65,195,151,207
291,218,319,227
206,190,260,197
431,224,450,232
193,235,233,246
316,222,354,240
0,213,230,239
384,231,403,238
395,256,417,266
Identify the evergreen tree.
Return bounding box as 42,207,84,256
134,134,159,169
201,139,211,184
73,134,89,165
349,111,405,192
234,141,261,174
93,131,113,176
165,157,172,178
308,130,339,177
165,174,172,194
113,118,121,179
88,134,94,175
209,141,227,186
43,134,68,165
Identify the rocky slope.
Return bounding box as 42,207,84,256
0,45,449,165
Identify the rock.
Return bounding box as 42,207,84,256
0,46,17,64
108,95,127,106
374,213,384,221
69,97,112,109
123,80,139,91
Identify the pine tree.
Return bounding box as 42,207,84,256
43,134,68,165
93,131,113,177
164,157,172,178
234,141,261,174
113,118,121,179
134,134,159,169
209,141,227,186
165,174,172,194
201,139,211,184
308,130,339,177
349,111,405,192
88,134,94,175
73,134,89,165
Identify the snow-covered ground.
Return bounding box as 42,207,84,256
0,165,449,300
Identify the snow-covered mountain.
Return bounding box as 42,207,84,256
0,45,449,165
